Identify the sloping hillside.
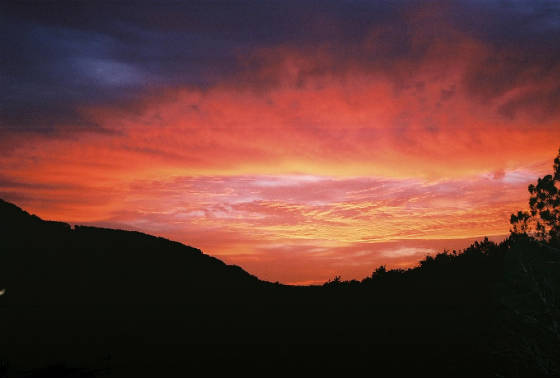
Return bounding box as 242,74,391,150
1,198,263,306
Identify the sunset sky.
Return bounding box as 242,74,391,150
1,1,560,284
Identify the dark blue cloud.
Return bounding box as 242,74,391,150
1,0,559,134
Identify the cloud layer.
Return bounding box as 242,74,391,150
1,1,559,283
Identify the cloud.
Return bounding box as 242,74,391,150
0,171,529,282
1,1,559,283
2,1,559,133
380,247,434,258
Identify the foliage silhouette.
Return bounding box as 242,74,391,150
511,148,560,242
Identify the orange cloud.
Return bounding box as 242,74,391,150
1,172,535,283
1,12,558,283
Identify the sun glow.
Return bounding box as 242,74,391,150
2,1,559,283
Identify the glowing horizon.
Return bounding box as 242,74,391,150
2,1,559,284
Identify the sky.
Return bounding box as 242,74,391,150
1,1,560,284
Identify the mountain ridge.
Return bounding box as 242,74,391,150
0,198,273,314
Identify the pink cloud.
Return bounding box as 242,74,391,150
23,172,528,283
0,7,558,283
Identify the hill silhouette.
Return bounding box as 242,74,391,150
1,198,263,305
1,198,559,377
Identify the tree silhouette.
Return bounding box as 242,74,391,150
511,148,560,242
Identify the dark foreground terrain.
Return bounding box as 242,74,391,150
1,198,559,377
